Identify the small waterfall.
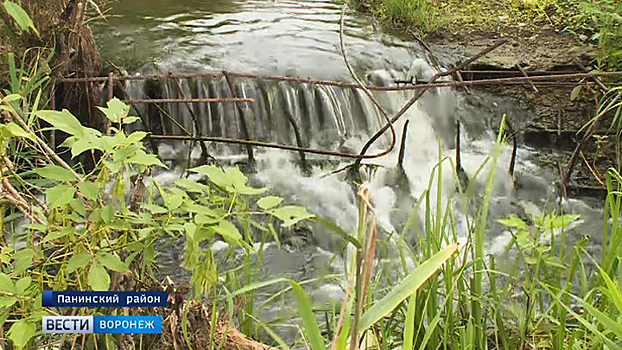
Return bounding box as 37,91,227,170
119,75,404,159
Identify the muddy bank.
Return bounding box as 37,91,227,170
420,27,619,196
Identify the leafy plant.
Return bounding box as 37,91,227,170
0,96,314,348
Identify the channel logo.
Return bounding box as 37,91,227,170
43,316,162,334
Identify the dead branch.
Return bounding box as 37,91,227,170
351,40,509,172
0,91,85,183
561,92,622,197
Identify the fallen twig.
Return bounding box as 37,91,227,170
561,92,622,197
352,40,509,172
517,64,538,93
0,92,84,183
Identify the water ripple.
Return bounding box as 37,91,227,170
92,0,423,76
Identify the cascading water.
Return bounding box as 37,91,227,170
92,0,607,343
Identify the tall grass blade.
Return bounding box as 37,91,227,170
545,285,621,350
403,295,417,350
357,243,458,332
246,314,292,350
228,277,288,297
289,280,325,350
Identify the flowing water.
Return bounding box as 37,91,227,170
91,0,606,343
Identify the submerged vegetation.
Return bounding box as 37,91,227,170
0,1,621,350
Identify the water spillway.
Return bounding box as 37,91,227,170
89,0,608,344
123,76,386,152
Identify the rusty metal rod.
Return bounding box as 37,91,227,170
125,97,255,104
224,72,255,169
574,60,609,92
173,77,211,165
509,135,517,177
397,120,410,170
55,71,622,91
145,134,371,158
56,69,586,82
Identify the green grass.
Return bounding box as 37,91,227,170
231,117,622,349
351,0,622,70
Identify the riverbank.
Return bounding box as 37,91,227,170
352,0,622,193
351,0,620,70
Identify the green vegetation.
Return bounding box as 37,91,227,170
0,2,621,350
350,0,622,70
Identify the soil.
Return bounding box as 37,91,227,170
424,27,620,197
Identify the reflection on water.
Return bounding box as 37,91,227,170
92,0,421,77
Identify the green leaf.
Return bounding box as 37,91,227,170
1,94,22,103
71,136,103,158
77,181,98,201
7,319,36,349
358,243,458,332
226,167,248,189
96,252,129,273
125,251,140,266
228,277,289,297
67,253,91,273
69,198,87,217
0,273,15,293
270,206,314,227
34,165,77,182
144,243,156,264
37,110,100,138
3,1,38,35
3,122,34,141
127,150,165,167
236,185,267,195
98,98,129,123
89,262,110,291
211,220,242,244
546,285,620,350
167,192,184,210
15,277,31,295
257,196,284,210
42,227,74,242
188,165,229,189
289,280,325,350
597,266,622,312
144,204,167,214
23,223,46,232
547,214,580,229
124,130,147,143
175,178,210,193
497,214,528,230
13,248,34,275
123,116,140,124
101,204,115,223
112,143,140,163
45,184,76,208
570,85,582,101
0,296,17,308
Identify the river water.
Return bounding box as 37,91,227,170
91,0,605,344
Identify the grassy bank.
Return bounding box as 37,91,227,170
351,0,622,70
